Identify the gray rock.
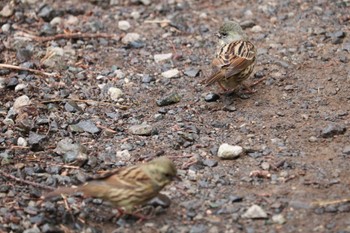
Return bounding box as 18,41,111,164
242,204,268,219
54,138,88,165
147,193,171,208
23,226,40,233
15,83,27,92
129,124,153,136
73,120,100,134
320,124,346,138
184,67,200,77
28,132,46,150
343,145,350,155
217,143,243,159
156,93,181,106
202,159,218,167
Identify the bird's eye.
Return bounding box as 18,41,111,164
221,32,228,37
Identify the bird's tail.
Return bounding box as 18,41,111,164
43,186,80,200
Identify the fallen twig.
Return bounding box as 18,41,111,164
0,63,58,77
23,32,119,43
312,198,350,207
40,98,129,109
0,169,55,191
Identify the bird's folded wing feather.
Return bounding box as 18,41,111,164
205,40,256,85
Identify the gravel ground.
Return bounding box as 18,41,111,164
0,0,350,232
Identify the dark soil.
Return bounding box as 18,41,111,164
0,0,350,232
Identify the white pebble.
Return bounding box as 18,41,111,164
13,95,31,112
118,20,131,31
121,32,140,44
108,87,123,101
154,53,173,63
17,137,28,147
161,69,179,78
217,143,243,159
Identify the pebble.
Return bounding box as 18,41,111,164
204,93,220,102
154,53,173,63
65,15,79,25
108,87,123,101
74,120,100,134
116,150,131,160
17,137,28,147
147,193,171,208
251,25,262,32
1,23,11,33
242,204,268,219
184,67,200,77
320,124,346,138
202,159,218,167
118,20,131,31
129,124,153,136
131,11,140,19
6,77,19,88
54,138,88,165
342,145,350,155
15,83,27,92
217,143,243,159
121,32,140,44
23,226,41,233
28,132,46,147
141,74,155,83
272,214,286,224
261,161,270,170
0,3,14,17
50,16,62,26
161,69,180,78
309,136,318,142
156,93,181,106
13,95,31,112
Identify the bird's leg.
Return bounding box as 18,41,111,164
250,77,268,88
115,208,125,219
241,83,256,94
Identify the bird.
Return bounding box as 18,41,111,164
203,21,258,94
44,157,178,215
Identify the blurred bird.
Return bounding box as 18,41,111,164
203,21,258,93
44,157,178,215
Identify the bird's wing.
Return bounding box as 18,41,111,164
205,40,256,85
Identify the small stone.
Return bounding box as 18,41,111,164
202,159,218,167
65,15,79,25
342,145,350,155
261,162,270,170
1,23,11,33
184,67,200,77
272,214,286,224
156,93,181,106
54,138,88,166
284,85,294,91
204,93,220,102
251,25,262,32
13,95,31,112
28,132,47,151
116,150,131,160
242,204,268,219
50,16,62,26
17,137,28,147
108,87,123,101
140,0,151,5
129,124,153,136
217,143,243,159
131,11,140,19
240,20,255,29
23,226,41,233
0,4,14,17
309,136,318,142
15,83,27,92
118,20,131,31
121,33,140,44
161,69,180,78
6,77,19,88
154,53,173,63
141,74,155,83
74,120,100,134
223,105,237,112
320,124,346,138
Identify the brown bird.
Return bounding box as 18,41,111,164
203,21,258,93
44,157,178,214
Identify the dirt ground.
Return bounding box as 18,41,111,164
0,0,350,232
